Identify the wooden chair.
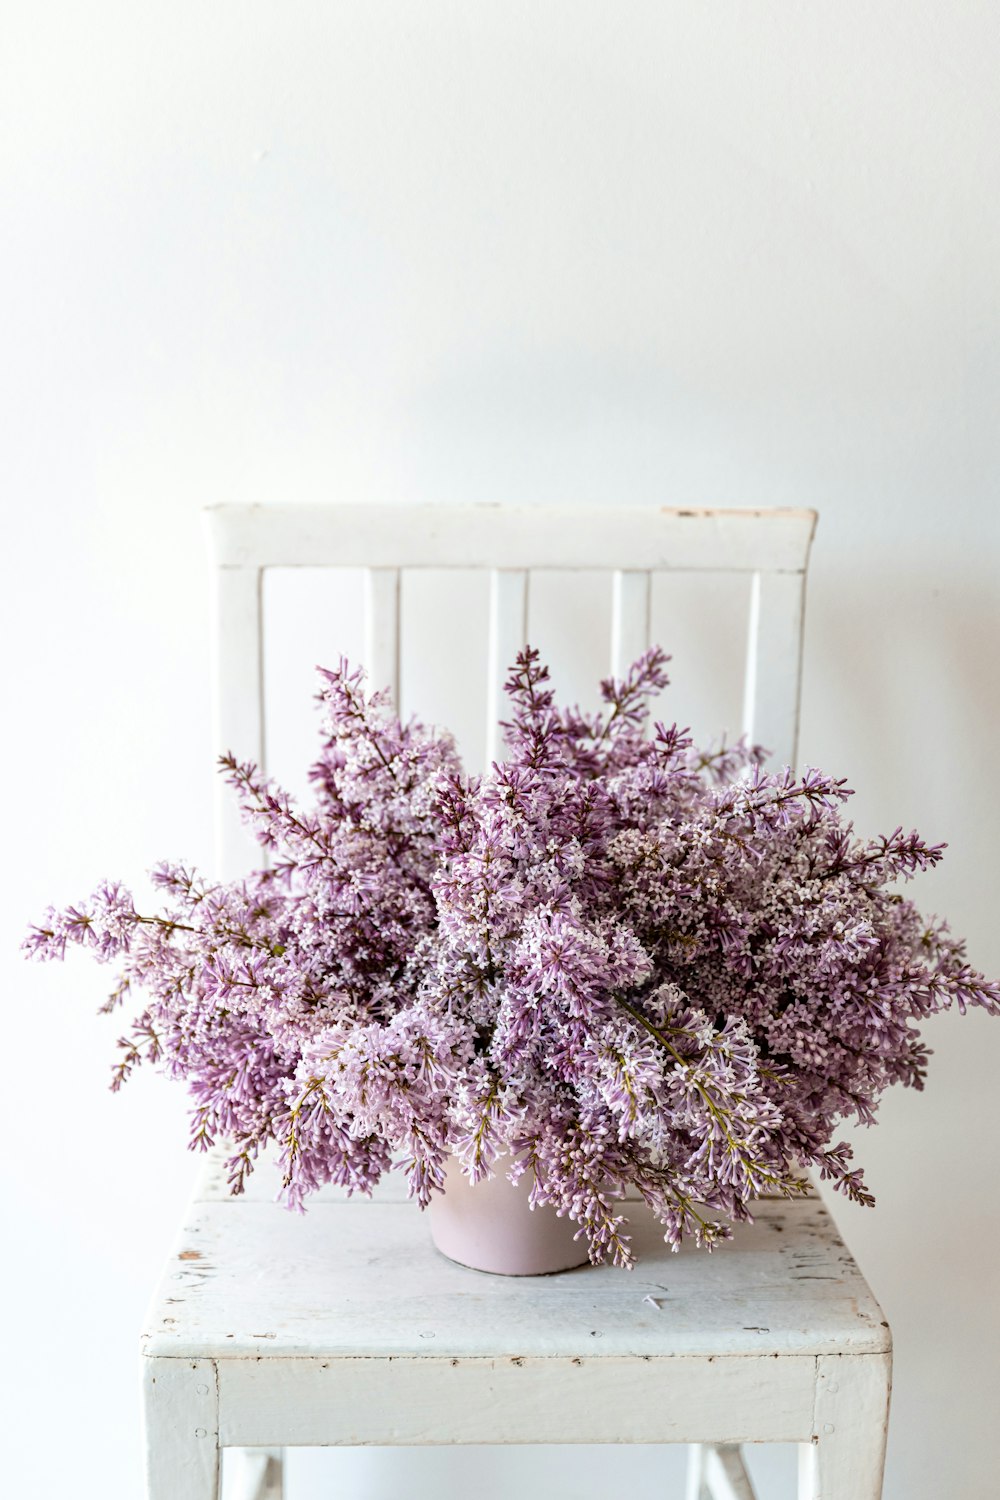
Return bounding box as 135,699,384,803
140,503,891,1500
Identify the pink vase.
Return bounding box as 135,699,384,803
428,1155,591,1275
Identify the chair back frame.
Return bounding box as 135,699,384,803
203,503,817,878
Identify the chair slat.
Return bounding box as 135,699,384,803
486,569,529,763
610,570,651,678
210,563,265,880
364,568,401,706
741,570,808,771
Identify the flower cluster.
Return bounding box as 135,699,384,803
25,649,999,1265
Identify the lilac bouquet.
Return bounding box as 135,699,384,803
25,648,999,1266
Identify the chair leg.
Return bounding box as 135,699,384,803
223,1447,284,1500
259,1448,284,1500
798,1353,891,1500
686,1444,758,1500
142,1357,221,1500
685,1444,709,1500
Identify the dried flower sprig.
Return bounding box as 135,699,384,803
25,646,999,1266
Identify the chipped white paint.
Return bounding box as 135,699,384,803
142,1169,887,1362
142,1152,890,1497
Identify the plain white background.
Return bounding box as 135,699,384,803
3,5,999,1497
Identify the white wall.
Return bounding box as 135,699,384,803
3,5,999,1497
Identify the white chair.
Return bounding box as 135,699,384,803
140,503,891,1500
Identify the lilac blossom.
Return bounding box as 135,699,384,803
25,647,1000,1266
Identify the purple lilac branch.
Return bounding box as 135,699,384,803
24,649,1000,1266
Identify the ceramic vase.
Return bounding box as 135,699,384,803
428,1155,591,1275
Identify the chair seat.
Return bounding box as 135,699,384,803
140,1153,891,1495
143,1154,888,1369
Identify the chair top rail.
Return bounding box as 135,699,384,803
204,503,817,574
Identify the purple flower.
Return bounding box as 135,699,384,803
24,649,1000,1267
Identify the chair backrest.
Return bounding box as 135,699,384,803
203,503,817,878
